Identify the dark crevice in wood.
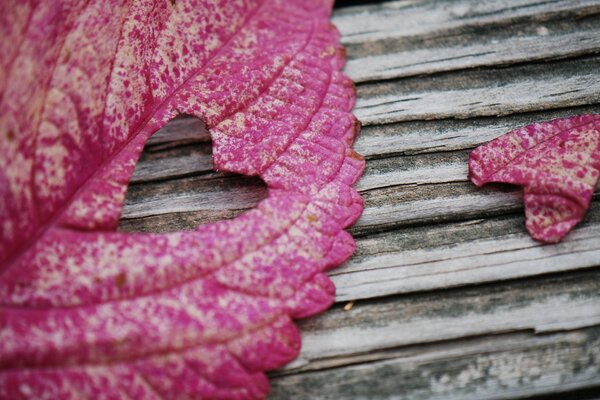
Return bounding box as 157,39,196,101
144,138,208,152
517,385,600,400
333,0,393,8
129,169,219,185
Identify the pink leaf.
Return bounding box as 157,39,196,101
469,114,600,243
0,1,364,398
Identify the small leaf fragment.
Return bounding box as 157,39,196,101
469,114,600,243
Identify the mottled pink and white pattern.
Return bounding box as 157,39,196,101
469,114,600,243
0,0,364,398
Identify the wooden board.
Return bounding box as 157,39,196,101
119,0,600,398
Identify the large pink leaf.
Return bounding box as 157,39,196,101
469,114,600,243
0,1,364,398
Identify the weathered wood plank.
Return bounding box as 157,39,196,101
346,28,600,83
355,182,523,233
130,144,213,183
270,327,600,400
118,208,247,233
356,150,469,191
283,269,600,372
336,206,600,301
355,56,600,125
332,0,600,44
121,174,267,219
342,9,600,58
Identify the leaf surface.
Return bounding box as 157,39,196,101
0,0,364,398
469,114,600,243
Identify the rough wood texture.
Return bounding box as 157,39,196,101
270,327,600,399
119,0,600,398
354,56,600,125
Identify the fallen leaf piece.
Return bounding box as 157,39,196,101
469,114,600,243
0,1,364,399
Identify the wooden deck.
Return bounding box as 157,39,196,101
119,1,600,398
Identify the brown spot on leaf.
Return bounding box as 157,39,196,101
115,272,126,288
347,118,362,144
348,149,364,161
337,45,346,60
307,213,318,222
6,130,14,141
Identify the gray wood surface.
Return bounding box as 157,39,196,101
119,0,600,398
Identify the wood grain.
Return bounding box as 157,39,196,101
283,268,600,372
354,56,600,125
338,206,600,301
270,327,600,399
345,16,600,82
332,0,600,44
